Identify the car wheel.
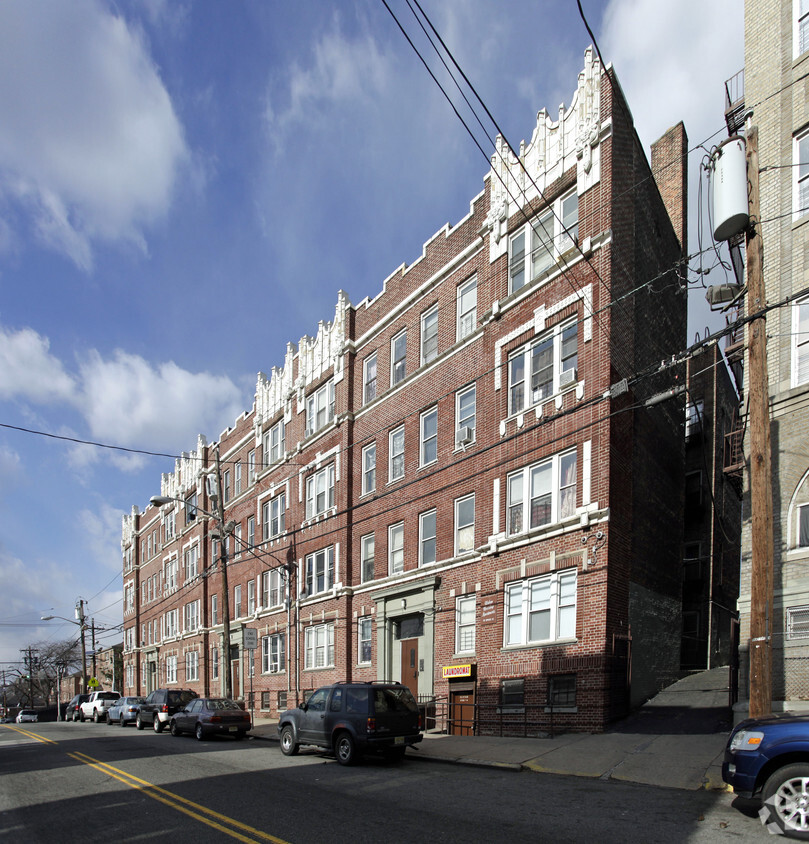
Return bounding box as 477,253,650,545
195,723,206,742
762,764,809,839
106,712,112,725
79,710,85,722
136,714,144,730
170,720,181,737
93,709,101,723
119,715,126,727
334,731,358,766
153,716,164,733
280,725,299,756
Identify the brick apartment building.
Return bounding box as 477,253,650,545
121,49,689,733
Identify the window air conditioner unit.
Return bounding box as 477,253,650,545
559,368,578,388
456,425,474,447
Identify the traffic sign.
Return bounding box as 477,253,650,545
243,628,258,650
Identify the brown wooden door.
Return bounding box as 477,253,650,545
231,659,240,700
400,638,418,699
450,690,475,735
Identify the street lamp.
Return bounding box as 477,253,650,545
151,449,234,699
41,603,88,717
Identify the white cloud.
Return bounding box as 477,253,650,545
79,503,126,573
0,325,76,403
77,349,246,452
0,0,188,270
265,14,390,140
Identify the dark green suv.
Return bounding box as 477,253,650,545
278,682,422,765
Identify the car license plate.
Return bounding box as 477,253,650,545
394,736,404,745
228,726,237,732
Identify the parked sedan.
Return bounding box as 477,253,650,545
65,693,90,722
169,698,251,741
107,696,145,726
15,710,38,723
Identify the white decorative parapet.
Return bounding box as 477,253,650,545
159,434,208,500
486,47,602,258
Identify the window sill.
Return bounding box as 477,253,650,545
545,706,578,714
497,706,525,715
303,666,335,672
500,638,577,653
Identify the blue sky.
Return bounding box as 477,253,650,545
0,0,743,670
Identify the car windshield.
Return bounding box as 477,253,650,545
206,699,241,711
98,692,119,700
374,688,419,714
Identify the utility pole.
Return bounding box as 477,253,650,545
746,125,775,719
76,599,88,693
91,619,97,680
214,447,234,700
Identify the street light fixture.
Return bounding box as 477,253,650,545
150,449,233,699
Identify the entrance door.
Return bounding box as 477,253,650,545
450,690,475,735
148,661,157,693
231,658,240,699
400,638,419,700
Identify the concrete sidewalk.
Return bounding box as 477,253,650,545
249,666,733,791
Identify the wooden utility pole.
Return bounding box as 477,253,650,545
746,125,775,718
214,447,234,701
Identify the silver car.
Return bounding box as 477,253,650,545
106,696,145,726
15,710,38,723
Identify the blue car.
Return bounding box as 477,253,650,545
723,712,809,838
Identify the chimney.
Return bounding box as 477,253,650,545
651,121,688,258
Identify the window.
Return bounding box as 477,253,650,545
125,583,134,612
685,399,704,439
164,556,178,593
184,600,199,633
504,569,577,646
262,492,286,540
509,319,578,414
233,584,242,618
389,426,405,481
211,647,219,680
263,419,286,466
455,494,475,555
500,678,524,709
184,545,199,580
508,192,579,293
306,464,335,519
457,276,477,340
797,0,809,56
246,516,255,550
305,546,335,595
165,609,178,639
211,594,219,626
456,596,476,654
305,622,335,669
364,353,378,404
248,580,256,615
262,633,285,673
261,568,285,607
799,503,809,548
686,470,703,507
389,522,404,574
361,533,375,583
419,509,436,566
166,655,177,684
235,462,242,495
421,306,438,365
507,449,577,535
789,605,809,639
223,469,231,504
362,443,376,494
797,130,809,217
794,296,809,387
185,492,197,524
420,407,438,465
163,510,175,542
248,449,256,479
548,674,576,708
358,617,372,664
456,384,476,445
306,380,335,436
186,652,199,682
391,329,407,385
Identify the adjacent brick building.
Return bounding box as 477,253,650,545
121,49,689,733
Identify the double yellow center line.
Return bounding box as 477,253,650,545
2,727,289,844
69,751,289,844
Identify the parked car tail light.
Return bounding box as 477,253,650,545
210,716,222,723
160,704,168,712
367,717,376,734
418,714,423,730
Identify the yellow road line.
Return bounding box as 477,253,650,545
0,725,58,745
70,752,289,844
